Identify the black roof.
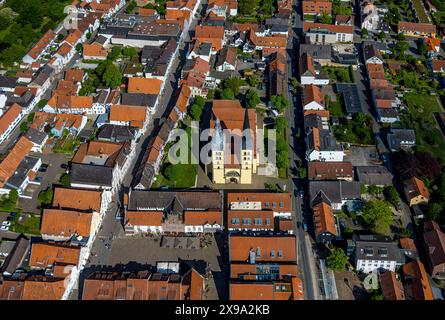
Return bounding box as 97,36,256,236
121,93,158,107
127,190,222,213
70,163,113,187
24,128,47,145
1,235,30,276
0,75,17,89
97,124,138,142
5,156,40,190
336,83,362,115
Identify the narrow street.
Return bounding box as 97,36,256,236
285,0,321,300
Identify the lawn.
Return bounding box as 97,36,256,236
322,66,353,83
52,135,80,154
152,121,198,188
10,213,41,235
402,93,445,163
152,163,198,188
411,0,430,23
326,96,346,118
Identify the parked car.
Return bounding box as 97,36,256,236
60,163,68,169
1,225,9,231
2,221,11,227
9,212,17,218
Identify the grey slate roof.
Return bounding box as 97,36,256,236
387,128,416,151
127,190,222,213
5,156,40,190
363,41,383,62
356,166,393,186
307,129,342,153
309,181,361,205
70,163,113,187
97,124,138,142
336,83,362,115
299,44,332,60
353,234,403,263
24,128,47,145
0,76,17,90
121,93,158,107
1,235,30,276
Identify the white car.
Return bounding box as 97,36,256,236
1,225,9,231
2,221,11,227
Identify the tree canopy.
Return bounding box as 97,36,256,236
246,89,260,108
326,247,349,272
361,200,393,235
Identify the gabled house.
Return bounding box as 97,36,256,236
423,220,445,279
300,53,330,85
302,84,325,110
312,191,338,243
403,176,430,207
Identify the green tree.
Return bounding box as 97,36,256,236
417,41,428,56
107,46,121,61
75,43,83,52
125,0,137,13
221,88,235,100
246,89,260,108
396,33,405,41
59,173,71,187
27,112,35,123
291,77,299,92
122,46,138,57
247,74,259,87
271,94,289,113
0,43,26,66
327,247,349,272
297,167,307,179
86,32,92,40
361,28,368,38
223,77,243,93
383,186,399,208
20,122,29,133
378,31,387,40
37,99,48,109
38,187,54,206
361,200,393,235
206,90,215,100
102,63,122,88
318,12,332,24
190,103,203,121
238,0,259,15
194,96,205,108
426,202,443,221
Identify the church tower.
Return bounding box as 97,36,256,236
240,109,253,184
212,118,225,184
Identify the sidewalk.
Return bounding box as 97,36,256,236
304,233,321,300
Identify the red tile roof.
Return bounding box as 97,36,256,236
398,22,436,35
229,235,297,262
125,211,163,226
52,187,102,212
183,210,222,225
128,77,162,95
0,104,22,137
29,243,80,269
41,209,93,238
0,136,33,187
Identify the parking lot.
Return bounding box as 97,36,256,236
17,152,70,214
